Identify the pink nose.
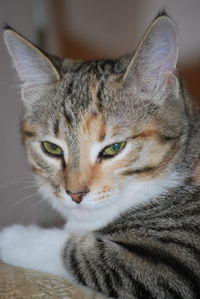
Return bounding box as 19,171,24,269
65,190,89,204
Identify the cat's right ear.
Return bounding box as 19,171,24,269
3,28,60,85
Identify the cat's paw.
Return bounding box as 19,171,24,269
0,225,70,277
0,224,36,267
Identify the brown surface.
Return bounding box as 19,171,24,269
0,262,104,299
52,0,104,60
180,64,200,105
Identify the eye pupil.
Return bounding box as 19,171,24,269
112,144,121,152
50,144,58,150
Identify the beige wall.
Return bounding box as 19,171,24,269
0,0,200,228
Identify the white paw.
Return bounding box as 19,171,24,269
0,224,70,278
0,224,34,266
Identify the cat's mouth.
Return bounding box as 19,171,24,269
60,190,119,209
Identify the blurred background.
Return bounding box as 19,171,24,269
0,0,200,228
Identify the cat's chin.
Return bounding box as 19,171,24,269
38,184,121,231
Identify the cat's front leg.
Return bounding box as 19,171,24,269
0,224,71,279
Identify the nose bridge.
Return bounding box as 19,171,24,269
65,133,93,191
64,166,87,192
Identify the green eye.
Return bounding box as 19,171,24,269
42,141,63,157
101,142,126,158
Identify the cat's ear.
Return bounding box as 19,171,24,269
3,28,60,85
123,16,178,95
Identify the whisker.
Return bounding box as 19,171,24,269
0,174,36,191
14,185,37,195
10,192,39,210
24,199,48,223
0,179,36,191
0,80,19,89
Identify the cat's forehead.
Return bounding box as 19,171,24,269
59,57,129,106
60,72,99,114
30,68,156,135
61,55,132,77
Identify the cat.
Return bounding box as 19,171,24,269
1,12,200,299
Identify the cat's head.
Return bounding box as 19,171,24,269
4,16,188,231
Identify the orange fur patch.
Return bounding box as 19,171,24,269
81,112,106,142
64,118,107,192
61,105,114,194
98,123,106,141
140,129,158,138
21,120,38,143
193,162,200,185
64,163,102,193
82,113,98,134
31,165,41,175
89,75,99,103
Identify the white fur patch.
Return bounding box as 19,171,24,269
90,142,103,163
0,225,71,279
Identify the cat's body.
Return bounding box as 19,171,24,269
1,14,200,298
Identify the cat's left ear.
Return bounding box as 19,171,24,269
3,28,60,85
123,16,179,95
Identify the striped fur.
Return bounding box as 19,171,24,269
63,183,200,298
3,14,200,298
